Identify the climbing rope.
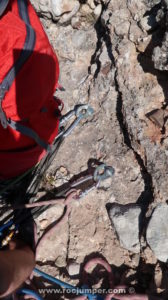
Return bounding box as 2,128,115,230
20,259,148,300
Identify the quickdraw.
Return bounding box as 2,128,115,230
0,104,94,198
0,163,115,248
0,104,95,247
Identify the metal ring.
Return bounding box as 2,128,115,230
93,164,115,182
75,104,94,119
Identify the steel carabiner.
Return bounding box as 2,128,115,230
62,104,94,138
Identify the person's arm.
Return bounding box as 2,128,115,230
0,240,35,298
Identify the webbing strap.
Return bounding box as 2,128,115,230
2,24,36,95
0,0,51,151
8,119,51,152
0,0,9,16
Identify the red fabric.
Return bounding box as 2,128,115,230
0,0,60,179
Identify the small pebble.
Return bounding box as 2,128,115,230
60,166,68,176
55,256,67,268
67,262,80,276
39,219,48,230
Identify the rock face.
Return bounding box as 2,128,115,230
108,204,141,253
147,204,168,263
28,0,168,294
51,0,78,17
31,0,80,23
153,33,168,71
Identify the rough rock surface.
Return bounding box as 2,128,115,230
108,204,141,253
147,204,168,263
28,0,168,296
